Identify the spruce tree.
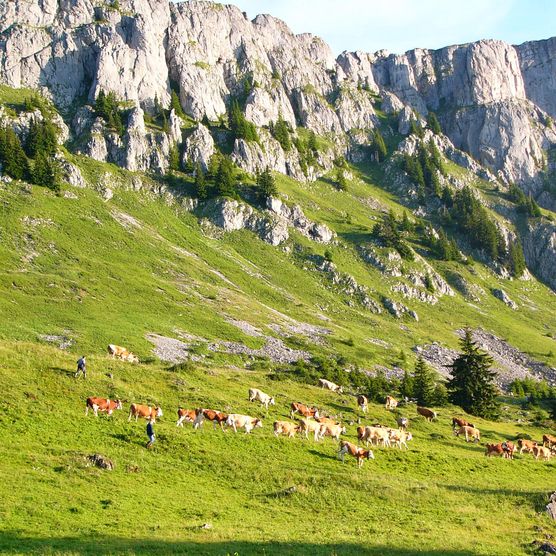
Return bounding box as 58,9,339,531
399,369,414,400
372,129,387,162
273,114,291,151
447,329,500,419
427,112,442,134
170,90,186,119
257,167,277,201
215,156,235,197
336,168,347,190
413,356,436,406
168,144,180,172
194,163,207,200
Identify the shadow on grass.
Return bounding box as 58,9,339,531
0,534,481,555
308,448,338,462
48,366,74,378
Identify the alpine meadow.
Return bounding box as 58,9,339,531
1,1,556,555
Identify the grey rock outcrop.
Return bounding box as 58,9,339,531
183,124,215,172
522,220,556,291
492,288,518,309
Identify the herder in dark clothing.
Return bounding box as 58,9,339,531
146,417,155,449
75,356,86,379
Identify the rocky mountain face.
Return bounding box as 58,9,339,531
1,0,556,289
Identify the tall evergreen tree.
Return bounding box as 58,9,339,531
170,90,186,119
215,156,236,197
257,167,277,201
194,162,207,200
427,112,442,134
399,369,414,400
371,129,387,161
413,356,436,406
168,144,180,172
272,113,291,151
447,329,499,418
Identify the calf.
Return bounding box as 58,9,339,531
299,418,323,441
176,408,197,427
385,395,398,410
357,395,368,414
290,402,319,420
85,397,122,417
543,434,556,449
338,441,374,468
248,388,275,409
454,425,481,443
389,429,413,449
417,406,437,421
194,408,228,430
318,423,346,441
517,438,537,454
318,378,343,393
452,417,475,430
226,414,262,434
128,404,163,422
273,420,299,438
533,445,552,460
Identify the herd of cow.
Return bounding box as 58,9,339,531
83,368,556,467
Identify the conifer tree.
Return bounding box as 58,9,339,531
399,369,414,400
215,155,235,197
257,167,277,201
447,329,499,418
413,356,436,406
170,90,186,119
168,144,180,172
371,129,387,161
272,113,291,151
427,112,442,134
194,162,207,200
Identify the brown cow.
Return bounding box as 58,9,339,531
385,395,398,410
128,404,163,422
290,402,320,420
517,438,537,454
417,406,437,421
194,408,228,430
273,421,300,438
176,408,197,427
452,417,475,430
338,441,375,468
543,434,556,449
85,397,122,417
316,416,339,426
454,425,481,443
357,395,368,414
485,442,515,459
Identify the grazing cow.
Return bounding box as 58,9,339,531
485,442,515,459
417,406,437,421
290,402,319,420
273,421,299,438
338,441,375,468
396,416,409,431
454,425,481,443
128,404,163,422
533,445,552,461
316,416,339,426
318,423,346,441
357,395,368,414
318,378,343,393
385,395,398,410
194,409,228,430
226,414,262,434
248,388,275,409
517,438,537,454
389,429,413,449
85,397,122,417
452,417,475,430
299,418,324,441
543,434,556,449
176,408,197,427
107,344,139,363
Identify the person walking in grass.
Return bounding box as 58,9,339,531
146,417,156,449
75,356,86,379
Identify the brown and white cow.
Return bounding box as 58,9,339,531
385,395,398,410
357,395,368,414
318,378,343,393
226,414,262,434
338,441,375,468
107,344,139,363
533,445,552,461
290,402,319,420
176,408,197,427
360,425,391,447
389,429,413,449
273,421,300,438
396,416,409,431
543,434,556,449
194,409,228,430
454,425,481,443
417,406,437,421
485,442,515,459
128,403,163,422
85,397,122,417
452,417,475,430
316,416,340,426
318,423,346,442
517,438,537,454
248,388,275,409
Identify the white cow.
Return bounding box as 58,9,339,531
318,378,343,393
248,388,275,409
226,414,262,434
